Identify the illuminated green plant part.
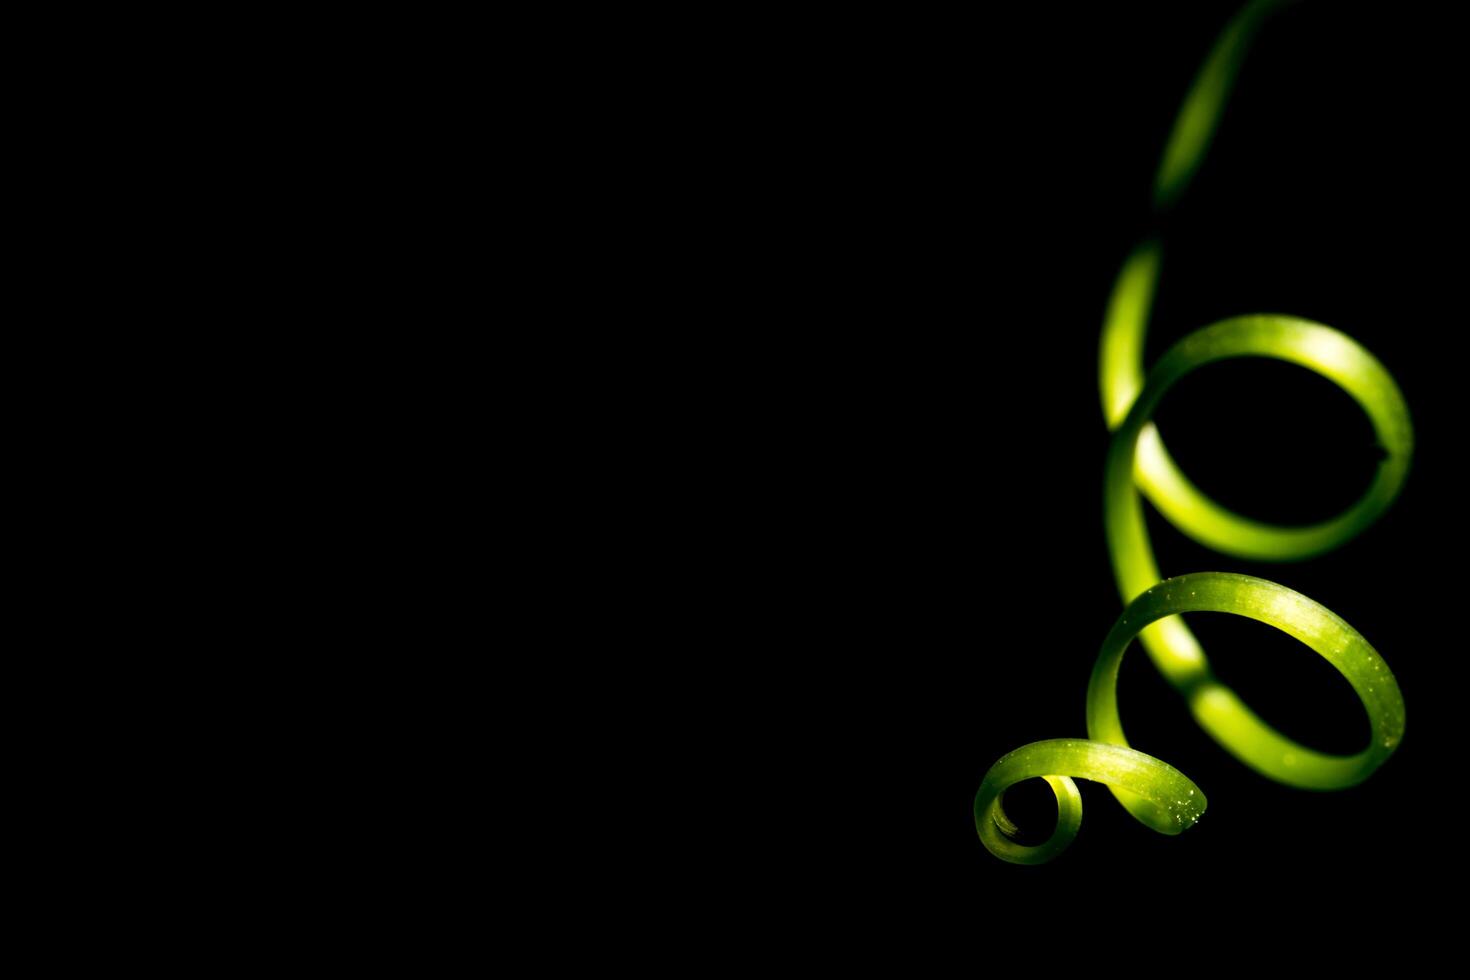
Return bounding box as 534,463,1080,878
975,568,1405,864
1103,317,1411,787
975,0,1413,864
1152,0,1282,211
1087,572,1403,815
1100,258,1413,567
974,740,1204,866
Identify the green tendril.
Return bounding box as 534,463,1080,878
975,0,1411,865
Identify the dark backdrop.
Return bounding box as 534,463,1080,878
760,0,1467,924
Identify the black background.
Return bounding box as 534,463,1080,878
761,0,1467,924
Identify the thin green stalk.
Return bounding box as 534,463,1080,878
976,0,1410,865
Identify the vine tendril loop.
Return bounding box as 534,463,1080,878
975,0,1411,865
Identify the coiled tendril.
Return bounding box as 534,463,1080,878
974,0,1411,865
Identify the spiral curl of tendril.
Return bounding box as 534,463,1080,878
974,0,1411,865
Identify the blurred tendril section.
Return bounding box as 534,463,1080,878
975,0,1410,865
